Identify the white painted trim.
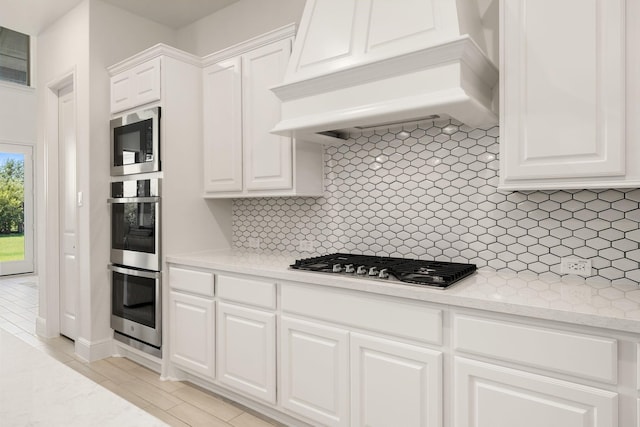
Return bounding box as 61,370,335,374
0,80,35,93
75,337,114,362
107,43,202,75
42,67,77,339
35,316,51,338
202,23,297,66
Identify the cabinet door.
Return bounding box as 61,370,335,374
500,0,625,189
454,357,618,427
242,39,293,191
216,302,276,403
351,333,442,427
280,316,349,427
203,57,243,193
168,291,215,378
110,57,161,113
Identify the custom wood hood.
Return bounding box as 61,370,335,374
271,0,499,144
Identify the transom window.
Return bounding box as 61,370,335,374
0,27,30,86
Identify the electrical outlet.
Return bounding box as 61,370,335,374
560,257,592,276
298,240,315,252
560,284,592,304
247,237,261,249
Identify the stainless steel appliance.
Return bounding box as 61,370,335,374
290,253,476,289
110,107,160,176
110,264,161,356
108,178,160,271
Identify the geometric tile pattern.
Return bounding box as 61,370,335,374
233,120,640,286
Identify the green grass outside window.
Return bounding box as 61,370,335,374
0,234,25,261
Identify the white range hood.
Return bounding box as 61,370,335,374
271,0,498,144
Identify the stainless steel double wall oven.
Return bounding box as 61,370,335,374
109,107,162,356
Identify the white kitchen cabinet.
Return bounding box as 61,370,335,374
280,315,350,427
216,301,276,404
203,57,243,193
168,290,215,378
350,333,442,427
454,357,618,427
110,57,161,113
280,283,444,427
453,312,621,427
499,0,633,190
202,24,324,198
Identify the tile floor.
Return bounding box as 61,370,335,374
0,275,284,427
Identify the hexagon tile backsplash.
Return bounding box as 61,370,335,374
232,120,640,285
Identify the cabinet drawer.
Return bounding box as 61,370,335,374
281,282,442,345
217,274,275,309
169,266,214,297
454,314,617,383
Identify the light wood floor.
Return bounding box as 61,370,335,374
0,275,284,427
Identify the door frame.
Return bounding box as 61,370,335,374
0,141,34,276
38,69,77,339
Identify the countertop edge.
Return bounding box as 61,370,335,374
165,251,640,335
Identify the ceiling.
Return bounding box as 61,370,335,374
100,0,240,29
0,0,240,34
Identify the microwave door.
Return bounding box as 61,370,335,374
110,107,160,176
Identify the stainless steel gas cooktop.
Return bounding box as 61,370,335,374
290,253,476,289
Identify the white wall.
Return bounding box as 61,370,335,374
35,0,176,360
176,0,305,56
36,0,90,345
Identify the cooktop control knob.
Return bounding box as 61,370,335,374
332,264,342,273
368,267,378,276
378,268,389,279
345,264,355,273
356,266,367,275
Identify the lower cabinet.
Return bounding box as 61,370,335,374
351,333,442,427
168,290,215,378
166,267,633,427
217,301,276,404
454,357,618,427
280,316,350,427
279,316,443,427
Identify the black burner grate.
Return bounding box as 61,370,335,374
291,253,476,289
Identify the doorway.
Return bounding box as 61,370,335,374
0,142,34,276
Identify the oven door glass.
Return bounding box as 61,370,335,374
111,200,157,254
112,269,156,327
110,197,160,271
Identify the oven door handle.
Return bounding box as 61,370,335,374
108,264,161,279
107,197,160,204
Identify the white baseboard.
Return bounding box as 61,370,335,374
75,336,114,362
35,316,54,338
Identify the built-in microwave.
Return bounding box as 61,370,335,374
110,106,160,176
108,178,161,271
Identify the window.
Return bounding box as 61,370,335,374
0,27,30,86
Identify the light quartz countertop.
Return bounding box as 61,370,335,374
0,329,167,426
167,249,640,334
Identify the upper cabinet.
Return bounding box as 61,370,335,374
110,57,161,113
202,25,325,198
499,0,639,190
